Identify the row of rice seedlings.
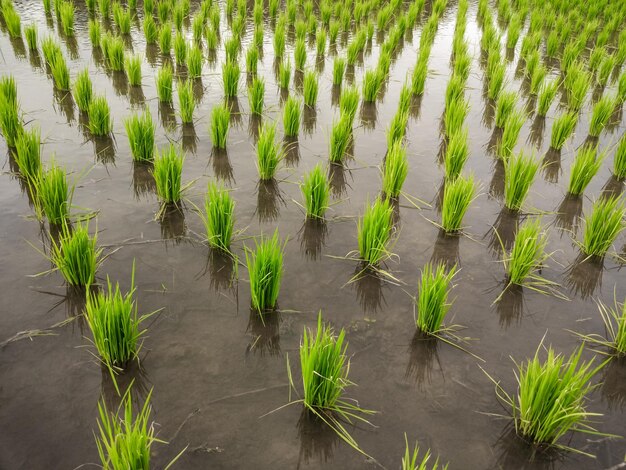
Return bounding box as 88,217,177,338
203,181,235,251
73,69,93,113
246,230,284,311
415,262,457,335
125,110,155,162
550,112,577,150
156,64,173,102
581,197,625,257
153,144,184,204
256,122,282,180
210,104,230,149
357,198,393,265
504,152,539,211
88,95,112,136
441,174,475,233
14,126,41,181
301,164,330,219
177,79,195,123
50,221,102,287
568,145,604,196
283,96,301,137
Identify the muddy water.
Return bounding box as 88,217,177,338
1,0,625,469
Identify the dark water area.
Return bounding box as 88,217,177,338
0,0,625,469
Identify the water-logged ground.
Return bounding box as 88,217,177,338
1,0,626,468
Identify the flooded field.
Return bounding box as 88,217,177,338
0,0,625,468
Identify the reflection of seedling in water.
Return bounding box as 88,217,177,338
246,230,284,311
579,197,625,257
125,109,155,162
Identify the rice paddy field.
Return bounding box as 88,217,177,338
1,0,626,468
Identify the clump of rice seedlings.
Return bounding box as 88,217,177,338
124,54,142,86
412,54,429,96
614,135,626,179
283,96,301,137
42,35,62,65
187,44,202,79
568,145,604,196
303,71,318,108
444,129,469,181
124,110,155,162
158,23,172,54
382,141,409,198
3,3,21,37
333,57,345,87
329,20,340,43
550,112,577,150
386,110,409,147
173,32,187,65
358,197,393,265
73,68,93,113
273,24,286,58
203,181,235,251
224,36,240,62
14,126,41,181
294,37,306,71
210,104,230,149
0,75,17,105
222,60,240,98
177,79,195,124
504,151,539,211
24,24,38,50
339,86,359,127
618,73,626,104
316,29,326,57
248,77,264,116
588,95,615,137
246,47,258,75
143,15,158,44
279,60,291,89
402,435,448,470
246,230,284,311
205,25,218,50
537,80,559,117
88,19,102,47
50,53,71,91
444,98,469,139
113,4,131,34
43,0,52,15
253,24,263,49
498,109,525,160
597,55,615,88
106,36,125,71
256,122,281,180
491,343,606,449
98,0,110,17
529,65,546,95
568,69,591,112
85,0,96,13
495,92,516,129
50,222,101,286
329,117,351,163
581,299,626,357
153,144,184,204
85,267,152,368
504,218,547,285
441,174,475,233
487,62,506,101
581,197,625,257
415,262,457,334
362,69,383,103
34,161,71,224
156,64,173,103
0,92,21,148
301,164,330,219
88,96,112,136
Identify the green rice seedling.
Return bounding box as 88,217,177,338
152,144,184,204
618,73,626,104
316,29,326,57
294,38,306,71
274,24,286,58
329,117,351,163
581,197,625,257
339,86,359,127
386,110,409,147
382,141,409,198
398,84,411,117
59,1,75,36
106,36,125,71
329,20,340,43
115,6,131,34
614,135,626,179
487,62,506,101
301,164,330,219
85,0,96,13
14,126,41,181
358,197,393,265
156,0,169,21
245,230,284,311
156,64,173,102
568,70,591,112
498,109,525,160
124,110,155,162
248,77,265,115
124,55,142,86
205,25,218,50
158,23,172,54
492,343,607,449
246,47,258,75
415,262,457,334
444,98,469,139
222,60,240,98
303,71,318,108
88,96,112,136
0,96,21,148
253,25,263,49
537,80,559,116
43,0,52,15
173,32,187,65
256,122,281,179
588,95,615,137
177,79,195,124
444,129,469,181
50,222,101,286
362,69,383,103
504,151,539,211
597,55,616,88
441,174,475,232
85,267,153,368
42,36,62,66
34,161,71,224
279,60,291,89
24,24,38,50
210,104,230,149
98,0,110,17
73,68,93,113
143,15,158,44
3,4,21,38
495,92,516,129
504,218,547,285
203,181,235,250
529,65,546,95
89,19,102,47
402,435,448,470
444,75,464,111
0,75,17,107
173,3,184,31
283,96,301,137
550,112,577,150
187,44,202,79
333,57,345,87
580,298,626,357
224,36,240,62
568,145,604,196
50,54,71,91
192,14,204,43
